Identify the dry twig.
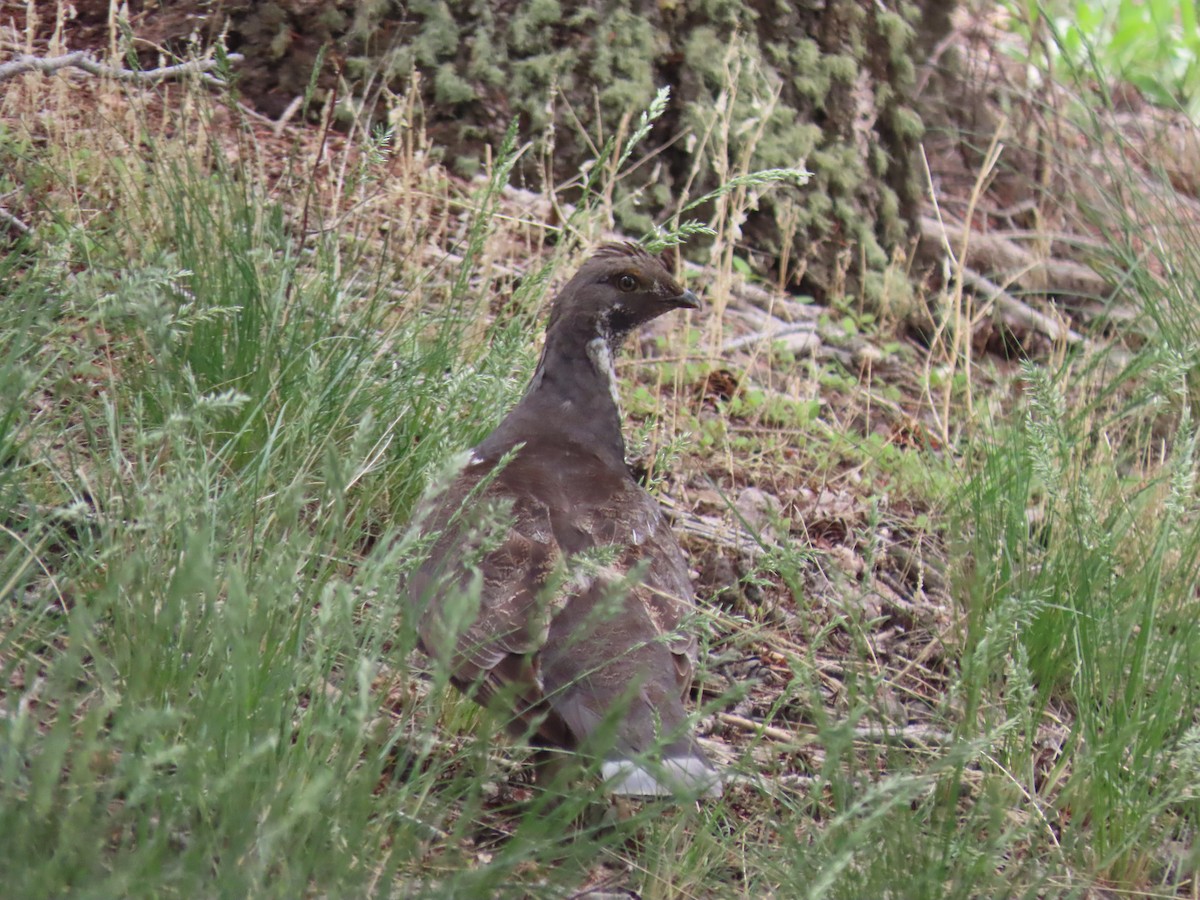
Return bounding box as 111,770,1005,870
0,51,242,87
718,711,952,748
0,206,31,235
919,214,1110,301
961,268,1087,346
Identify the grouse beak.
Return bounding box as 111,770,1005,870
672,288,701,310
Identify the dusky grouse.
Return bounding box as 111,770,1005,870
409,243,720,797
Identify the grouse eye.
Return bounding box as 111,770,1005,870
617,274,638,293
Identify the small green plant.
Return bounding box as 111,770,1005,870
1002,0,1200,116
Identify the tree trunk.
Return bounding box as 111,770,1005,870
134,0,956,306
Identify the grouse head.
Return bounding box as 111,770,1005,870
494,242,699,466
544,242,699,350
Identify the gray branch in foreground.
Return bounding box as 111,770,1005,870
0,207,31,235
0,51,243,86
961,267,1087,346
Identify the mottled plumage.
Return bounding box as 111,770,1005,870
409,243,720,797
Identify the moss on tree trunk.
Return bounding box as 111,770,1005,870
141,0,950,306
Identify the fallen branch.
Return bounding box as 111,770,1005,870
919,214,1111,301
0,206,31,235
658,493,764,557
718,711,952,748
721,321,818,353
0,51,243,87
961,268,1087,346
727,277,821,325
718,712,803,744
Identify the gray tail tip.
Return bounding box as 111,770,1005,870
600,756,724,799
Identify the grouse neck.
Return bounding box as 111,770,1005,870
510,317,629,466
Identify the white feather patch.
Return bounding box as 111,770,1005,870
601,756,724,798
586,337,622,413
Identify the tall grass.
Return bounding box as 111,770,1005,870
0,70,608,896
942,66,1200,886
5,14,1200,898
0,63,781,896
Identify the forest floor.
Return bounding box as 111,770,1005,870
4,4,1200,898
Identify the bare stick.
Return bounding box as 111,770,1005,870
0,51,243,87
919,214,1110,301
721,321,818,352
719,711,952,747
0,206,31,235
961,268,1087,346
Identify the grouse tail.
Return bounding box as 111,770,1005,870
600,740,723,798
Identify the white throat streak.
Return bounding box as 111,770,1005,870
586,336,622,414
